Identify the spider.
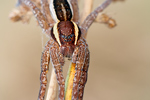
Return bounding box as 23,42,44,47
17,0,112,100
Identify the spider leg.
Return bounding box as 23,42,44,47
80,0,112,37
20,0,50,33
38,40,51,100
70,0,80,25
41,0,55,26
50,41,65,100
78,49,90,100
72,38,88,100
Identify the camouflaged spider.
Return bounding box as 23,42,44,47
18,0,112,100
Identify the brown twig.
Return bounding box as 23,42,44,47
80,0,94,24
46,68,58,100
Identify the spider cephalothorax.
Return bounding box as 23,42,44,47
51,21,81,57
16,0,113,100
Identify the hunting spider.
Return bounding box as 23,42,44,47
17,0,112,100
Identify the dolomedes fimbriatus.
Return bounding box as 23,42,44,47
17,0,112,100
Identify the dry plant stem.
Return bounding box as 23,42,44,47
81,0,113,38
46,68,58,100
95,13,117,28
70,0,80,25
80,0,93,24
9,1,32,23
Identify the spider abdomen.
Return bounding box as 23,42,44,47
50,0,73,21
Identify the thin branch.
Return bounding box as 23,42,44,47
80,0,93,24
9,0,41,23
70,0,80,25
46,68,58,100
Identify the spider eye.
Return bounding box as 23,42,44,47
61,35,65,38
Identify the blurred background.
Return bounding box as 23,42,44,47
0,0,150,100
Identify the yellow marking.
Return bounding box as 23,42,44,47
46,70,48,73
53,23,61,46
72,22,79,45
65,63,76,100
42,81,47,84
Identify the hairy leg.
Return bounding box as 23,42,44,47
70,0,80,25
38,40,51,100
50,41,65,100
41,0,55,26
72,38,88,100
78,49,90,100
80,0,113,37
20,0,50,33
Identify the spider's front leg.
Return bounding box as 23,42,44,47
20,0,52,34
38,40,51,100
49,40,65,100
72,38,89,100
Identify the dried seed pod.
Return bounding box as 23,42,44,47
9,9,22,22
95,13,117,28
9,0,41,23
